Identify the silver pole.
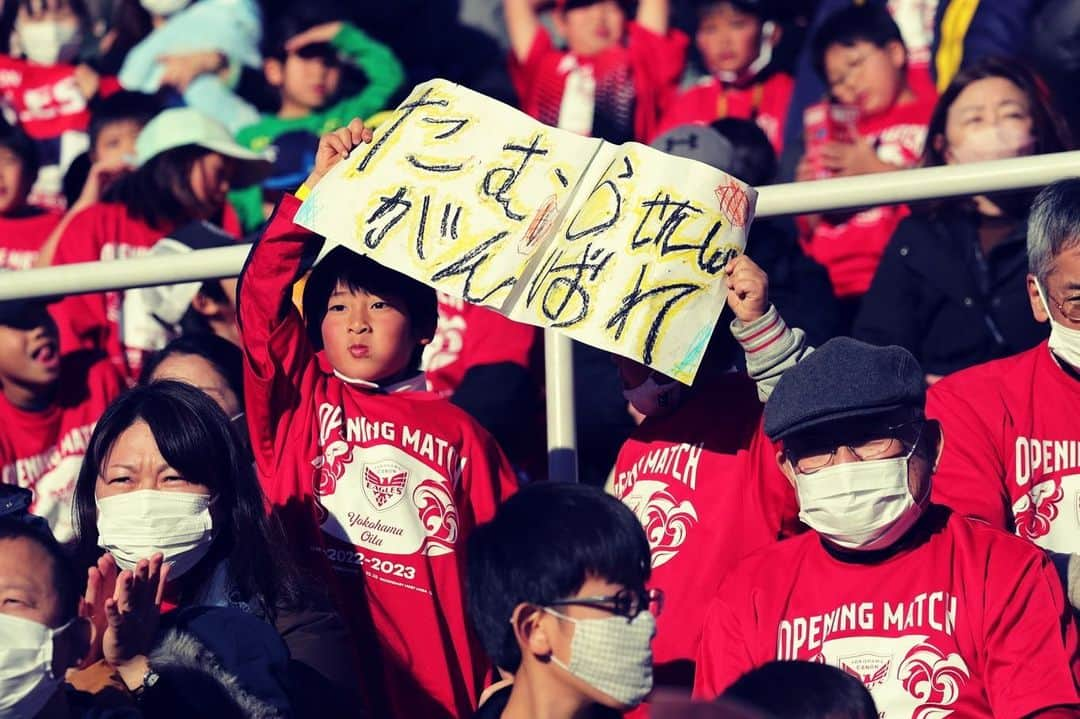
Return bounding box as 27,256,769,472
543,329,579,482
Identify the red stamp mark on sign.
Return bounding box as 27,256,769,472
714,181,749,228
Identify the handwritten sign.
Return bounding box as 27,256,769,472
295,79,756,384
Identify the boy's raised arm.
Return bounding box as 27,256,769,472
503,0,542,63
636,0,670,35
239,119,374,473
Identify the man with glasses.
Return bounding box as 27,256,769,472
467,482,660,719
694,337,1080,718
928,179,1080,598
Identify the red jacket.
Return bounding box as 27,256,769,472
799,92,935,298
655,72,794,154
240,194,518,719
0,352,124,542
49,201,241,382
694,507,1080,717
0,208,62,269
928,342,1080,553
509,23,687,143
612,372,799,686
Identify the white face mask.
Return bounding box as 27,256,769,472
0,614,72,719
139,0,191,18
545,608,655,708
947,124,1034,165
623,376,684,418
795,455,928,551
16,19,81,65
97,489,216,579
1036,281,1080,371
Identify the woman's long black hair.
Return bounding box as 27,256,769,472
102,144,224,230
72,380,301,616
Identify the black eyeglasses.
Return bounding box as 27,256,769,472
785,421,924,475
546,587,664,620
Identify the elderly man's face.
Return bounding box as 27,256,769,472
776,415,943,502
1029,244,1080,326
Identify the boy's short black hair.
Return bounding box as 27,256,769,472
88,90,162,150
0,120,40,192
466,482,651,673
811,4,905,80
0,487,81,625
695,0,774,21
261,1,342,60
710,117,778,186
301,246,438,369
723,661,878,719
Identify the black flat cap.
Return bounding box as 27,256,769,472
763,337,926,441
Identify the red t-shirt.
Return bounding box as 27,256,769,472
0,208,61,269
0,352,124,542
799,92,935,298
654,72,794,154
694,507,1080,717
0,56,120,209
241,195,518,719
928,342,1080,554
49,201,242,382
509,23,688,143
423,292,537,398
611,372,799,685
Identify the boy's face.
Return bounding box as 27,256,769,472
824,39,907,117
92,119,142,165
0,146,28,215
556,0,627,57
320,282,419,383
696,3,763,77
0,306,61,393
542,575,647,709
271,46,342,114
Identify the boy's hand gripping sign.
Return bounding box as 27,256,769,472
296,79,756,385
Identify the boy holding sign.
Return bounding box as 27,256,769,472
239,119,518,719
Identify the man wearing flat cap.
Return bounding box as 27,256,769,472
693,337,1080,718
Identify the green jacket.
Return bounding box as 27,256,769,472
230,23,405,230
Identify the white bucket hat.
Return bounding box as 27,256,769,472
135,107,274,188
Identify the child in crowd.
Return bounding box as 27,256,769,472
0,121,61,270
467,482,653,719
231,7,405,230
39,90,161,268
656,0,793,153
503,0,686,143
48,107,270,382
0,298,124,543
609,253,803,694
795,5,935,319
240,118,518,719
0,0,121,209
60,90,160,210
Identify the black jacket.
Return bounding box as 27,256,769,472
853,211,1047,376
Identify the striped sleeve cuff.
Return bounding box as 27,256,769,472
731,305,791,357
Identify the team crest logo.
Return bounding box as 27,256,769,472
839,653,892,689
621,480,699,568
1013,478,1064,540
362,461,410,511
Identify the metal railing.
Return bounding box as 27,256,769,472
5,151,1079,480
